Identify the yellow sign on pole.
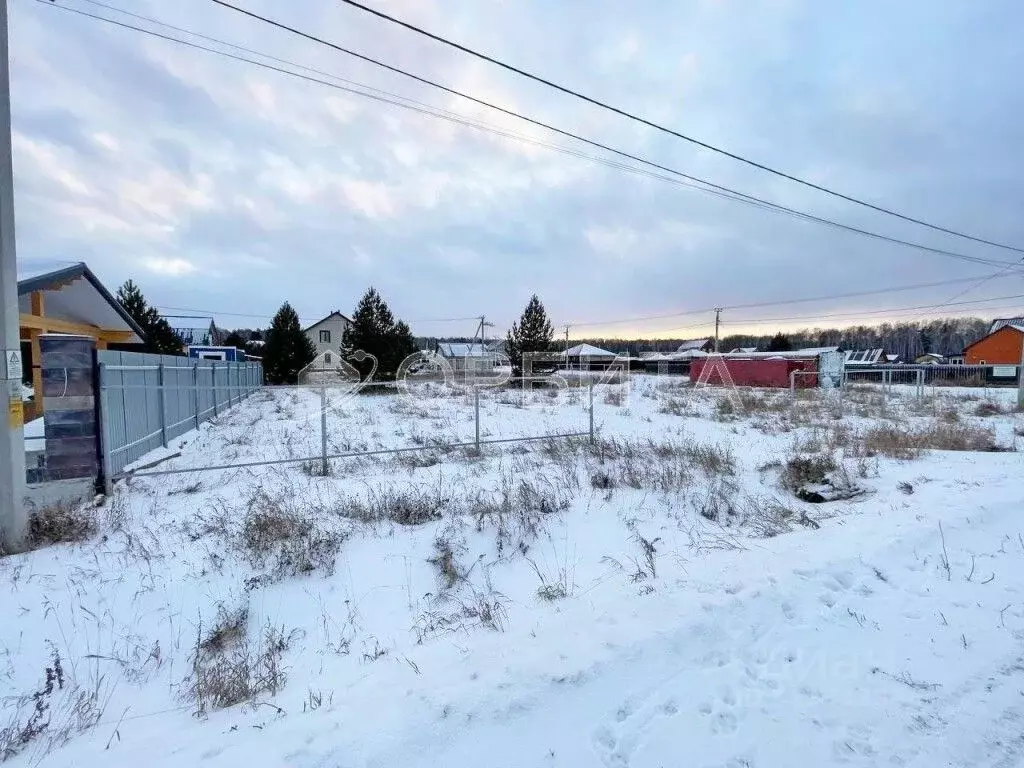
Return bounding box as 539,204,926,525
7,393,22,429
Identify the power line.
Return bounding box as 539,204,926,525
37,3,816,230
332,0,1024,255
201,0,1024,272
566,272,1020,329
722,292,1024,327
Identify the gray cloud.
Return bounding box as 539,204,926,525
10,0,1024,338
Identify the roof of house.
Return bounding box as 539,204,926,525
303,310,353,333
845,349,885,365
17,261,145,341
963,323,1024,353
565,343,616,357
676,338,711,352
729,347,758,354
437,342,491,358
989,317,1024,334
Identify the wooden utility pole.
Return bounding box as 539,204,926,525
713,308,723,353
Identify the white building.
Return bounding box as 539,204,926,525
303,311,352,356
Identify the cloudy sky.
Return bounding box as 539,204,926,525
10,0,1024,340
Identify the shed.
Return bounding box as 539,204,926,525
437,342,496,374
18,262,146,419
689,349,844,389
564,343,618,371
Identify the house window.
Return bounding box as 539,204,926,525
324,352,332,364
319,330,331,343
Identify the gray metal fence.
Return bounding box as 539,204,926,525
98,350,262,479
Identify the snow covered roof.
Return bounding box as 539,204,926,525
845,349,885,365
437,342,491,358
989,317,1024,334
565,343,616,358
729,347,758,354
676,338,711,352
670,349,708,360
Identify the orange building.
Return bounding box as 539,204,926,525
963,324,1024,366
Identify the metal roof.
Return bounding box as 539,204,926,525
17,261,146,340
437,342,491,357
676,338,711,352
565,343,616,357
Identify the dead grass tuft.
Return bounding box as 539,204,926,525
240,491,344,583
188,617,291,715
28,503,97,548
860,421,1002,459
781,454,838,490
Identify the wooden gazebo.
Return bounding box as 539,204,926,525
18,262,145,419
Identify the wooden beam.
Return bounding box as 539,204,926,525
19,312,103,335
29,329,41,416
30,291,43,316
19,313,137,343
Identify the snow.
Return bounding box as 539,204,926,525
565,343,616,357
2,377,1024,767
22,416,45,452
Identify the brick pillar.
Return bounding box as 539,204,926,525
40,334,99,481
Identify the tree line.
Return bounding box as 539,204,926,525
116,278,1003,384
115,281,418,384
571,316,994,359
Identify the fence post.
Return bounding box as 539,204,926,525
193,363,200,430
320,385,329,476
211,363,218,418
98,363,113,495
474,386,480,450
790,369,797,400
588,380,595,443
157,362,167,448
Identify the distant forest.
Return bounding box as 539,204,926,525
570,316,994,360
228,315,1005,362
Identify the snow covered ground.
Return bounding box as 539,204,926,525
2,376,1023,767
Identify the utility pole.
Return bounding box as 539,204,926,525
713,307,723,353
0,0,27,551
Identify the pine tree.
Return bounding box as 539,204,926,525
506,295,554,375
116,280,183,354
223,331,246,349
263,302,316,384
341,287,418,380
767,332,792,352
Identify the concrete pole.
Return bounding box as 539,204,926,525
714,308,722,353
0,0,27,551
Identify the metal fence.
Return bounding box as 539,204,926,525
98,350,262,479
844,364,1020,390
115,377,596,481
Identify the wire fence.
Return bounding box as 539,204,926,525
111,377,596,482
98,351,262,481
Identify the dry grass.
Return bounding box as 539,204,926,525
860,421,1002,459
239,491,344,583
188,616,291,715
337,486,448,526
27,503,97,549
781,453,839,490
